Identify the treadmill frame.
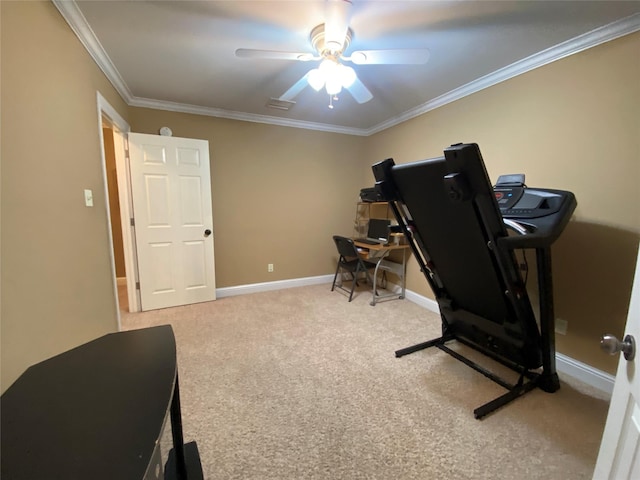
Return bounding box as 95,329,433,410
373,143,575,418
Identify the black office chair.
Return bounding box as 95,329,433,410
331,235,377,302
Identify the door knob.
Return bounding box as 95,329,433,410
601,334,636,361
204,229,212,237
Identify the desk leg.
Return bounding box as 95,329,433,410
370,249,406,306
170,373,188,480
371,257,383,306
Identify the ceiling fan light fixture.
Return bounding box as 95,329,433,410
338,64,356,87
307,58,353,96
319,58,337,74
308,68,325,91
325,76,342,96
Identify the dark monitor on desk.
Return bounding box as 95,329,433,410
367,218,391,243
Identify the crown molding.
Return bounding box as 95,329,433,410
366,12,640,135
52,0,134,103
53,1,639,137
128,97,369,136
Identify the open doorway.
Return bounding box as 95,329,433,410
96,93,140,316
101,122,128,311
96,93,216,314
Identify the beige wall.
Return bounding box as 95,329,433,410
128,109,367,288
2,1,637,395
1,1,130,391
364,32,640,374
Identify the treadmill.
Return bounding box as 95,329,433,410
372,143,576,419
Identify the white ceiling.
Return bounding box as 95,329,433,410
57,1,640,135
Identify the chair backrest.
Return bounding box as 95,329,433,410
333,235,358,260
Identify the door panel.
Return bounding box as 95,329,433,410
184,241,207,288
593,244,640,479
129,133,215,311
146,175,170,225
180,176,203,225
149,242,174,293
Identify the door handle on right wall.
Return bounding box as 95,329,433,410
601,334,636,361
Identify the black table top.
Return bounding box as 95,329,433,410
1,325,177,480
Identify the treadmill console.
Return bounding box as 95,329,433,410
494,186,524,211
493,173,577,248
495,187,567,219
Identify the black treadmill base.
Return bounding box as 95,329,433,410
396,336,556,420
538,372,561,393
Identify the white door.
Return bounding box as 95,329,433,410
128,133,216,311
593,244,640,479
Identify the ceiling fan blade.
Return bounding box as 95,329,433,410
324,0,352,51
349,49,430,65
235,49,316,61
346,77,373,104
279,72,311,102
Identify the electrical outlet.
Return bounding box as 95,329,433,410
267,263,274,273
555,318,568,335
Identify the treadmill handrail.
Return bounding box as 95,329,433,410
503,219,529,236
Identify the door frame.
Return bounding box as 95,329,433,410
96,92,141,315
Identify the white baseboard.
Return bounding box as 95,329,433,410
555,352,615,396
403,288,440,313
216,274,334,298
216,276,615,397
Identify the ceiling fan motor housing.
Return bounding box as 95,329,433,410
310,23,352,57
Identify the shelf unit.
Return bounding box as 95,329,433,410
353,201,392,238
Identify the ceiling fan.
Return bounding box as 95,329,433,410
235,0,430,109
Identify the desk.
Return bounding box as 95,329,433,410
1,325,202,480
354,241,410,306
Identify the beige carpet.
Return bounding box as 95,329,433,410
121,284,610,480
